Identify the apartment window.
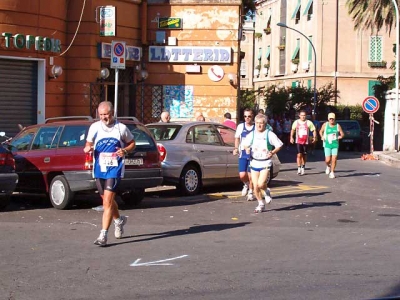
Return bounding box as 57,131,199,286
304,0,313,21
292,39,300,62
292,0,301,24
240,60,247,77
292,81,300,88
369,36,383,62
265,46,271,61
308,36,313,61
257,47,262,61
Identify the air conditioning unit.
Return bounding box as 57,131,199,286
302,61,310,71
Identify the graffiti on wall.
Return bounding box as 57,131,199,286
163,85,194,118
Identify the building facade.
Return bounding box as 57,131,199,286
0,0,241,136
250,0,396,114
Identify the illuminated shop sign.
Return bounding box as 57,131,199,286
158,18,182,29
1,32,62,53
149,46,232,63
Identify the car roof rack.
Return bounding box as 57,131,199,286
45,116,94,123
115,116,139,122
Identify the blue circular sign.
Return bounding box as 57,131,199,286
362,96,380,114
114,43,124,57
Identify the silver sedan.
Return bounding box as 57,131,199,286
146,121,281,196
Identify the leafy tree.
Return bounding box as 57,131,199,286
346,0,398,35
239,88,259,110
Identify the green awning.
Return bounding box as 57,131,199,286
291,45,300,60
303,0,313,15
265,46,271,60
257,48,262,60
291,0,301,19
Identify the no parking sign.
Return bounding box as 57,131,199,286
111,41,126,69
362,96,380,114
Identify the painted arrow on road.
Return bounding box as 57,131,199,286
130,255,188,267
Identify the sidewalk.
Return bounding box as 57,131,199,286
373,151,400,168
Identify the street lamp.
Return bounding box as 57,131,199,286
277,22,317,116
392,0,399,151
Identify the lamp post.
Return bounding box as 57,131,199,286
392,0,399,151
277,22,317,116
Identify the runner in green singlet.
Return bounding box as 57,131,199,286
319,113,345,179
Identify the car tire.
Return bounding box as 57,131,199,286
120,189,145,206
0,195,11,210
49,175,75,210
266,165,273,185
178,164,201,196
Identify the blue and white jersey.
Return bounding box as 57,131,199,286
235,122,255,159
86,120,134,179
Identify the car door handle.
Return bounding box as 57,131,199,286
196,150,204,153
44,157,50,163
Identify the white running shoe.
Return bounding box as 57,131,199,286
300,167,305,176
241,184,249,196
247,192,255,201
329,172,335,179
114,216,127,239
254,204,266,213
325,166,330,175
94,231,107,247
297,167,301,175
264,188,272,204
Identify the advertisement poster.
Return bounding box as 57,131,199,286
163,85,194,118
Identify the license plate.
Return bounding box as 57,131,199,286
125,158,143,166
342,139,353,143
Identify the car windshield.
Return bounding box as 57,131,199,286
338,122,360,131
125,123,157,150
146,124,182,141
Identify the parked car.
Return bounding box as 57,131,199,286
0,132,18,210
7,117,163,209
336,120,363,151
146,121,281,195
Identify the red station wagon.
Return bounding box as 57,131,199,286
8,116,163,209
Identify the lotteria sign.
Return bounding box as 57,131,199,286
149,46,232,63
1,32,62,53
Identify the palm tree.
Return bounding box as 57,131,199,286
346,0,398,35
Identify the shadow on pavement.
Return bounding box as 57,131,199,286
105,222,252,247
272,200,344,212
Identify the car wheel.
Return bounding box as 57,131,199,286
0,195,11,210
49,175,75,210
266,165,273,185
120,189,145,206
179,164,201,196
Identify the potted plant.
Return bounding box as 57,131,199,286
255,32,262,40
368,61,387,68
278,44,285,50
262,63,270,75
254,64,261,77
264,27,271,34
291,58,300,65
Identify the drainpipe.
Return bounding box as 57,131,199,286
334,0,339,105
141,0,148,46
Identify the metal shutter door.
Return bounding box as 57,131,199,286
0,59,38,138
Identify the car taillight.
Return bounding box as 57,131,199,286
84,151,93,170
157,143,166,162
0,153,15,168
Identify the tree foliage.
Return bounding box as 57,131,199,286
346,0,398,35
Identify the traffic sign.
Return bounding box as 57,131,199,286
111,41,126,69
362,96,380,114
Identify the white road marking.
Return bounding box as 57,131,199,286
130,255,188,267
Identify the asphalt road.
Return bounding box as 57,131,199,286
1,147,400,300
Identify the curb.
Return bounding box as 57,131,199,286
374,152,400,168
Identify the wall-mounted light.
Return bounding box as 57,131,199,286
48,65,63,80
99,67,110,80
228,73,237,86
139,69,149,81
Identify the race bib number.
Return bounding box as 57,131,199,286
327,133,337,144
253,148,268,160
99,153,118,168
298,127,307,137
